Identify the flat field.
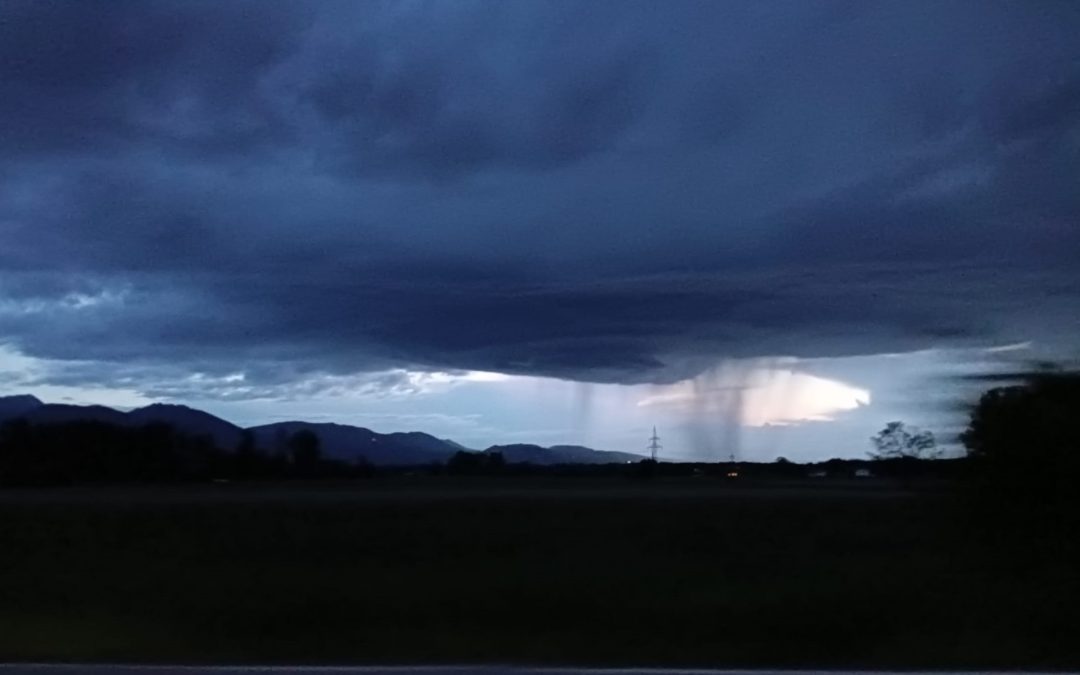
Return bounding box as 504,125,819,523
0,478,1075,667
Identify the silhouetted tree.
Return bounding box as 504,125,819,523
273,427,290,463
0,419,230,485
634,458,658,479
0,417,386,486
236,429,257,456
352,456,376,478
954,371,1080,569
0,419,35,485
233,429,265,478
870,421,939,460
963,374,1080,473
287,429,321,474
962,373,1080,523
771,456,803,478
447,450,475,473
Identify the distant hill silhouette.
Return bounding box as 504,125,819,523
126,403,243,449
20,402,129,426
248,421,459,465
0,394,644,466
0,394,44,418
484,443,643,465
0,398,240,447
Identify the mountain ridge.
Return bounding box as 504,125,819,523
0,395,643,466
483,443,643,465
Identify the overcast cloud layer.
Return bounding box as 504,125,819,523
1,0,1079,399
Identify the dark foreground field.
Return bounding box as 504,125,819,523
0,478,1076,668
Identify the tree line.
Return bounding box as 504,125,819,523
0,421,374,486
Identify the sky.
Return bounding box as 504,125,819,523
1,1,1078,460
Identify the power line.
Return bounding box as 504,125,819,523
647,426,662,461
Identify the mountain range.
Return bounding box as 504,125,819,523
0,395,644,466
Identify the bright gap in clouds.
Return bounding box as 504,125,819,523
636,366,871,427
6,341,997,462
1,341,876,459
322,361,875,460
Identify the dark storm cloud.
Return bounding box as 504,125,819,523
1,0,1079,398
300,26,655,177
0,0,313,157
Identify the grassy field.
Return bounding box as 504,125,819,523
0,477,1076,667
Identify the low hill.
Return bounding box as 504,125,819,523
0,394,43,418
247,421,458,466
484,443,645,465
0,396,243,448
126,403,243,449
0,394,636,467
20,403,129,426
